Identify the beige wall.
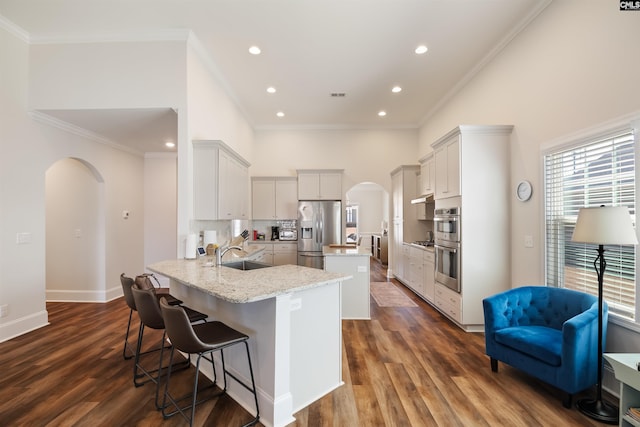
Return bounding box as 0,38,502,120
418,0,640,288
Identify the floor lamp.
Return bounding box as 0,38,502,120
571,205,638,424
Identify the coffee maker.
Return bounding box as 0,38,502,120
271,226,280,241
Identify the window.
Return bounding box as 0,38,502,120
544,129,636,320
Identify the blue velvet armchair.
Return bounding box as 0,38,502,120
483,286,605,408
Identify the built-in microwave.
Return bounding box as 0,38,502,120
433,207,460,243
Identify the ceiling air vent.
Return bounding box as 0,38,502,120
330,93,346,97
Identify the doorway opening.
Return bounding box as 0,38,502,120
45,157,106,302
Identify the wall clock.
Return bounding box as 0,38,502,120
516,180,533,202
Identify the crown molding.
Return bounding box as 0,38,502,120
0,14,29,43
29,28,190,45
29,110,144,157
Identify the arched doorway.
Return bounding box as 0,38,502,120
45,158,106,301
346,182,390,274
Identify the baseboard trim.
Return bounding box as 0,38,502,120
46,285,122,303
0,310,49,343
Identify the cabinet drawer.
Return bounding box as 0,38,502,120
273,243,297,252
434,284,461,322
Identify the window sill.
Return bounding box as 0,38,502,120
609,313,640,334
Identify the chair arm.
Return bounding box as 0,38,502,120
482,294,513,334
561,302,601,380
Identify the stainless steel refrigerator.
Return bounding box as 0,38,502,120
297,200,342,269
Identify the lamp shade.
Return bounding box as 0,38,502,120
572,206,638,245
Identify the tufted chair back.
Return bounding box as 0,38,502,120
492,286,598,331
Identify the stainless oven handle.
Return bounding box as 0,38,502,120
433,217,457,222
434,244,458,253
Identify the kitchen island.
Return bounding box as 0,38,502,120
148,259,350,427
323,245,372,319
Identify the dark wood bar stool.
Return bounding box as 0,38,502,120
159,297,260,427
131,284,207,409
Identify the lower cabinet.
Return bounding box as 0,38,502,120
434,283,462,323
249,242,297,266
423,250,435,302
273,243,297,266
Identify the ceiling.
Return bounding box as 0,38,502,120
0,0,550,153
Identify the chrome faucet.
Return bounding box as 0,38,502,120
216,245,244,266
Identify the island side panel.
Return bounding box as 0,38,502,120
169,279,294,427
289,280,343,412
325,254,371,320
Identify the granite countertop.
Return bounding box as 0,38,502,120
405,242,435,252
323,245,372,256
148,258,350,304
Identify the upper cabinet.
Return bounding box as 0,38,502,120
433,134,460,200
418,153,435,196
297,170,343,200
193,140,250,220
252,177,298,220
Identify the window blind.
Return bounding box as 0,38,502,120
544,130,636,320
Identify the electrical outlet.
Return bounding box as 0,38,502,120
0,304,8,318
290,298,302,311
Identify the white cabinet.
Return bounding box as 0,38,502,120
419,153,435,196
273,243,297,266
433,134,460,200
605,353,640,427
434,283,462,323
297,170,343,200
430,125,513,331
423,250,435,302
390,165,421,279
408,246,424,295
252,177,298,220
248,242,297,266
193,140,250,220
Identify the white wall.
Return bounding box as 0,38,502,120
252,128,419,194
0,27,171,340
46,158,102,300
144,154,178,279
346,183,388,235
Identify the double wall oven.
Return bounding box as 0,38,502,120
433,207,461,293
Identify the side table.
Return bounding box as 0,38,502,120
605,353,640,426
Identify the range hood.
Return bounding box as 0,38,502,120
411,194,434,204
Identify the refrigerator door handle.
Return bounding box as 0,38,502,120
318,209,323,245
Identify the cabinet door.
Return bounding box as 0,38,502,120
273,243,297,266
434,136,460,199
319,173,342,200
252,179,276,219
193,145,219,219
275,179,298,219
298,173,320,199
218,150,233,219
446,137,460,198
423,251,434,302
232,158,249,219
420,156,434,195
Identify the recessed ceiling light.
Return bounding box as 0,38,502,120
276,111,285,117
249,46,261,55
378,111,387,117
392,86,402,93
415,45,428,55
266,87,276,94
165,142,175,148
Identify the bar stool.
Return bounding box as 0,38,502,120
159,297,260,427
120,273,182,360
131,284,208,409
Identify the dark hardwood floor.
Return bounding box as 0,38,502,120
0,259,611,426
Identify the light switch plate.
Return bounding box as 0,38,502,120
524,235,534,248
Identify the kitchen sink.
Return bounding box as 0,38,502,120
222,260,272,270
